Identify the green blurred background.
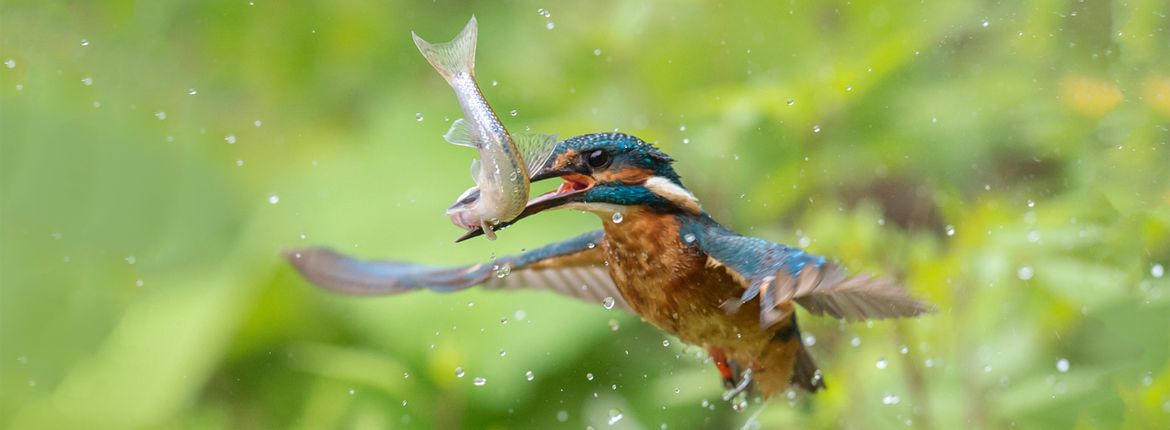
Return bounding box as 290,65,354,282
2,1,1168,429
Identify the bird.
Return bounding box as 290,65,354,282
286,131,932,398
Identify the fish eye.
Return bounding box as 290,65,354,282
585,149,611,169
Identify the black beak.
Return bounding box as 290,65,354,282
454,165,589,243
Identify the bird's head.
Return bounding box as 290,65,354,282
457,132,701,241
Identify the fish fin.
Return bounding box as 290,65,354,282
447,185,479,212
444,118,477,148
481,220,497,240
512,132,559,174
469,159,481,183
411,17,477,85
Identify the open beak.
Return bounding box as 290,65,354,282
454,166,594,243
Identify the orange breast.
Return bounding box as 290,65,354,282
599,209,776,360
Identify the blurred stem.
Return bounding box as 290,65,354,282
895,323,934,430
953,280,987,430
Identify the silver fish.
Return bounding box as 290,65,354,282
412,17,557,240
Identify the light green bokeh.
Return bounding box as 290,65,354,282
2,1,1168,429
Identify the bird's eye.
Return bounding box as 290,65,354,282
585,149,611,169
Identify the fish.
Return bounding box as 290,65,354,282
412,17,558,240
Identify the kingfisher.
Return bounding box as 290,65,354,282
287,132,932,398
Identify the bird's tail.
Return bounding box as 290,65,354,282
412,16,477,86
753,318,826,397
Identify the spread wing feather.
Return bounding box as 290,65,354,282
286,230,629,311
686,220,932,328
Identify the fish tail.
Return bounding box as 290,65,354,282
412,16,477,85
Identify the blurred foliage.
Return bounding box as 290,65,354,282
2,0,1169,429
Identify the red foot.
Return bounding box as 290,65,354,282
709,347,737,389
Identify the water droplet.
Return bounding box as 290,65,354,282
899,345,909,355
235,159,244,167
495,265,511,278
846,85,853,92
945,224,956,236
786,98,795,106
80,39,90,46
224,135,237,144
415,112,424,121
1026,199,1035,208
254,120,263,127
608,319,620,331
154,111,167,120
348,388,355,395
881,393,901,405
526,370,535,381
812,125,821,133
81,76,93,86
187,88,198,95
537,8,551,18
556,410,569,422
455,367,465,378
545,21,555,30
679,125,687,132
682,138,690,144
611,212,624,223
267,194,279,204
509,109,518,117
602,296,615,309
876,357,888,369
607,408,624,425
499,350,507,357
1056,358,1069,373
3,59,13,69
803,334,816,346
1017,266,1034,281
984,364,993,373
135,279,144,287
593,48,602,56
125,255,136,265
586,372,594,381
1027,230,1041,243
472,376,486,386
982,19,990,28
683,233,696,243
1152,264,1164,278
662,339,670,347
850,336,861,347
491,80,498,87
587,242,596,249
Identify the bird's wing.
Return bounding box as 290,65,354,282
286,230,630,311
692,227,931,328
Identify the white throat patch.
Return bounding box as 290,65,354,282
643,176,702,214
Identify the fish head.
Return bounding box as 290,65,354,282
456,132,700,242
